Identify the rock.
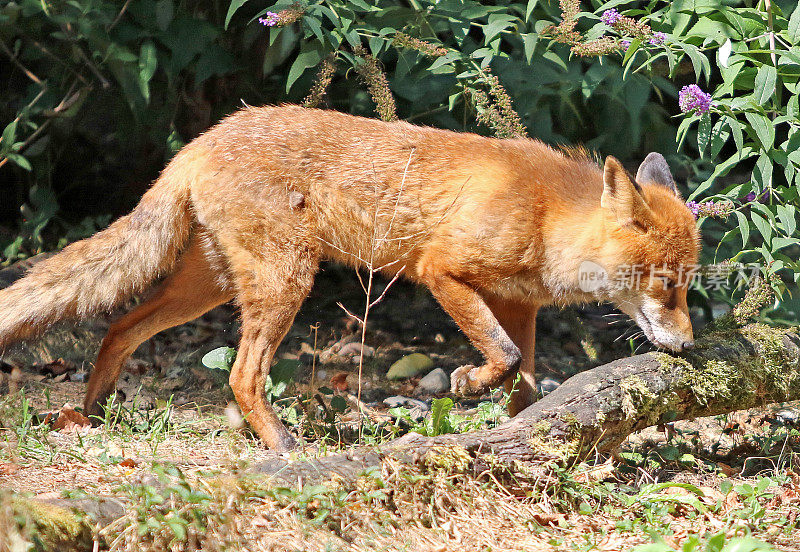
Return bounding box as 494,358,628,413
339,342,375,357
383,396,429,411
415,368,449,395
537,377,561,397
69,372,88,383
775,409,800,426
386,353,434,380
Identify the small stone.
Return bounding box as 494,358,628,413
386,353,434,380
339,342,375,357
383,395,429,411
69,372,88,383
415,368,449,395
537,377,561,396
775,409,800,426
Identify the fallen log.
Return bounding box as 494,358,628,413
253,323,800,484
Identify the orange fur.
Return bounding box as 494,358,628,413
0,106,700,449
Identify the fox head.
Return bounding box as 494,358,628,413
585,153,700,353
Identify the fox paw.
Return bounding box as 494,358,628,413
450,365,487,396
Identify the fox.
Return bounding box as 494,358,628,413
0,105,699,451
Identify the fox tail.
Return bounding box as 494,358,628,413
0,147,202,348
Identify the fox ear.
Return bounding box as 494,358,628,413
602,156,654,230
636,152,679,196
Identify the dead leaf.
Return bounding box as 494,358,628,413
118,458,137,468
717,462,738,477
330,372,349,392
723,490,742,514
38,358,77,377
52,404,92,433
574,459,616,483
531,512,566,527
0,462,18,475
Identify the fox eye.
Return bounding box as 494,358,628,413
656,276,676,290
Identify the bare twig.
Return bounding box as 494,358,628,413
0,40,43,84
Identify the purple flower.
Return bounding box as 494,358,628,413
649,32,667,45
679,84,714,114
620,39,631,49
601,8,622,26
743,192,757,203
686,200,733,219
259,11,279,26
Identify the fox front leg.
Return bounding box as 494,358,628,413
418,263,522,395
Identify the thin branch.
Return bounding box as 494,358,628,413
0,40,43,84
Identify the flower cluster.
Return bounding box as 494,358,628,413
731,271,778,325
302,55,337,109
547,2,667,58
258,6,303,27
471,69,527,139
601,8,621,26
685,200,734,219
571,37,623,57
392,33,448,58
352,46,398,122
258,11,279,26
678,84,714,114
742,190,772,204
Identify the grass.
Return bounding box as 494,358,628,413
2,382,800,551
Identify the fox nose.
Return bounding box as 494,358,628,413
681,340,695,352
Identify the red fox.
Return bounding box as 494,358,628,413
0,106,699,451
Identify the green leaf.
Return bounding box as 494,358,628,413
726,115,744,155
744,111,775,150
201,347,236,371
330,395,348,413
750,212,773,245
286,46,322,93
138,41,157,103
6,153,31,171
521,32,538,64
681,43,710,82
777,204,796,235
482,14,517,44
753,64,777,105
430,397,454,436
1,120,17,153
697,113,712,157
710,119,730,159
155,0,173,31
225,0,249,29
789,3,800,45
736,211,750,248
525,0,539,21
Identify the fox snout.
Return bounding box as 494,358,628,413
633,300,694,353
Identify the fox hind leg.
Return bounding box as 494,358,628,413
83,232,234,418
225,240,319,451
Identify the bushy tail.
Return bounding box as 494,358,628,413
0,150,198,348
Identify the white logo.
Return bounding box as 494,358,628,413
577,260,608,293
